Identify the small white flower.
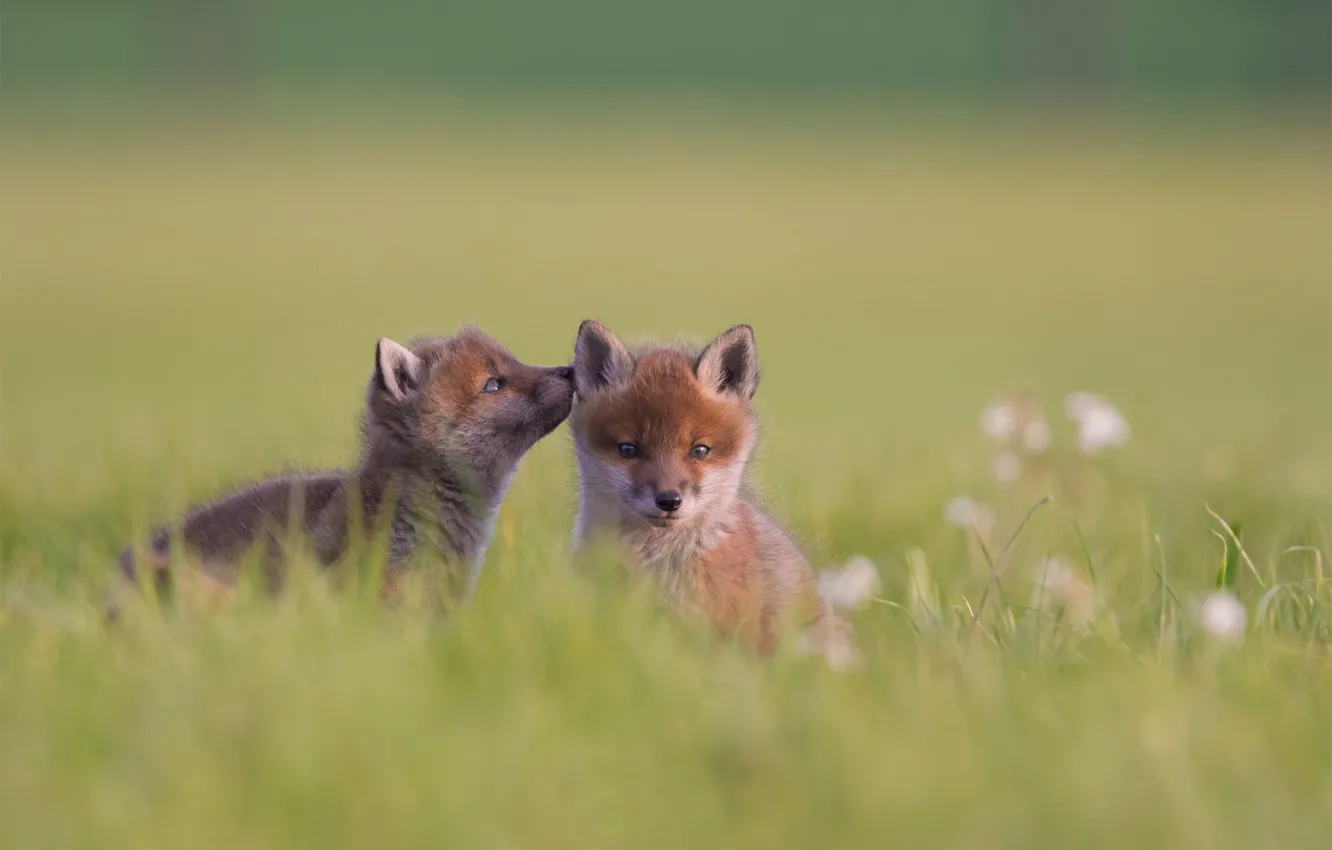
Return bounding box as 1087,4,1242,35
980,401,1018,443
816,556,881,612
1076,408,1130,454
818,631,865,671
795,617,864,671
1064,392,1099,420
993,452,1021,483
1038,556,1077,593
1023,420,1051,452
1200,591,1246,644
944,496,995,537
1035,556,1094,628
944,496,974,526
1065,392,1130,454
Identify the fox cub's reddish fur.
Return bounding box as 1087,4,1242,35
569,320,823,651
116,327,574,606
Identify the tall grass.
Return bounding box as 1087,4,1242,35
1,106,1329,849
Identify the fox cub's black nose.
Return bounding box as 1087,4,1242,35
554,366,574,381
655,491,683,513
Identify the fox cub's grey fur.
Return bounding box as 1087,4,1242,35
115,326,573,607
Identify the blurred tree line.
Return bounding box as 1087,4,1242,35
3,0,1327,100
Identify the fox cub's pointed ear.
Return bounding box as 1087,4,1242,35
374,338,423,402
696,324,759,400
573,320,633,395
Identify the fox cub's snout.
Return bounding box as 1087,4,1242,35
569,320,759,529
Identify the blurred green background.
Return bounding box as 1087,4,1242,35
2,4,1331,850
5,0,1330,99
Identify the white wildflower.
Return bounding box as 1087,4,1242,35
944,496,974,526
984,395,1050,453
1064,392,1099,420
1036,556,1094,628
816,556,881,612
1023,419,1051,452
1076,408,1130,454
1038,556,1078,594
992,452,1021,483
980,401,1018,443
795,617,864,671
820,633,864,671
1065,392,1130,454
1200,591,1246,644
944,496,995,537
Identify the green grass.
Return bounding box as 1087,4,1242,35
1,105,1330,849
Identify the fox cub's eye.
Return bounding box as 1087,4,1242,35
618,443,639,459
482,378,502,394
690,444,711,459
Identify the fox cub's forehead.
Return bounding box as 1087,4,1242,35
576,348,750,443
451,327,515,362
415,333,511,372
413,330,512,367
411,332,514,407
630,348,699,388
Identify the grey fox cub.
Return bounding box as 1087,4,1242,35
116,326,573,606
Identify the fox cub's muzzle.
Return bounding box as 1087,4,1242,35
529,364,576,435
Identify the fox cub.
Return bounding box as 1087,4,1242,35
569,320,823,651
117,326,573,604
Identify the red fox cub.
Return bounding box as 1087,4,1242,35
116,327,574,607
569,320,825,652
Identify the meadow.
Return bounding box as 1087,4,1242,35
1,104,1329,849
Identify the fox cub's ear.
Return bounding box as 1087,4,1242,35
573,320,633,395
696,324,759,400
374,337,424,402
